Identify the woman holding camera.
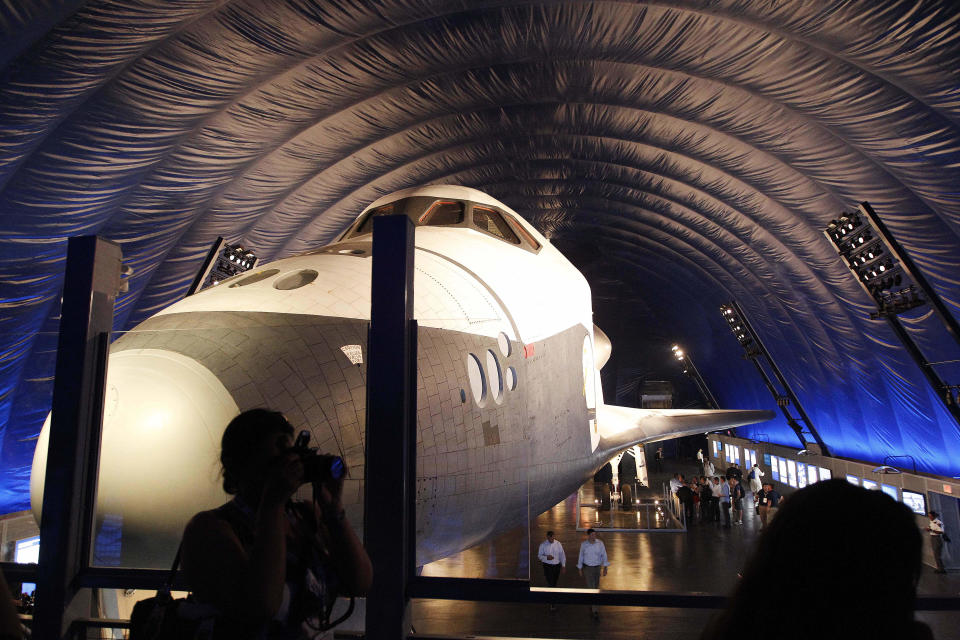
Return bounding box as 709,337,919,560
182,408,372,639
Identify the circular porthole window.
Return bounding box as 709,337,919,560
497,332,511,357
466,354,486,405
486,349,503,403
229,268,279,288
505,366,517,391
273,269,318,290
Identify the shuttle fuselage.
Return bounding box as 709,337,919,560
31,186,770,568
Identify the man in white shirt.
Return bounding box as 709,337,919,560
537,530,566,609
926,511,947,573
669,473,683,495
577,528,610,620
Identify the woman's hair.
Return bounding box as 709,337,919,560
220,408,293,494
702,478,923,640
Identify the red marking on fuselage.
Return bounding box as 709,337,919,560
523,344,535,358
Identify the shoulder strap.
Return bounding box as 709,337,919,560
159,542,182,596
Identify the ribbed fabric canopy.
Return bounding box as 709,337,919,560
2,0,959,512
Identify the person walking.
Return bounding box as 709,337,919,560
720,477,732,528
655,447,664,472
926,511,947,574
577,528,609,620
538,530,566,609
748,463,764,494
730,477,745,525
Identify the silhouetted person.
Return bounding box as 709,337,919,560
701,479,932,640
676,481,695,524
182,409,372,639
621,482,632,510
0,568,24,639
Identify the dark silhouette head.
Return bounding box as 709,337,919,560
702,479,924,640
220,408,293,494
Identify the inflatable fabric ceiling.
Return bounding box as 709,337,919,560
1,0,959,513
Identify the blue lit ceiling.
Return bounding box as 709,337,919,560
2,0,960,512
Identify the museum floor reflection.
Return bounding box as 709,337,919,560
414,460,960,639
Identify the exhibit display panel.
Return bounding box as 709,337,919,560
902,490,926,515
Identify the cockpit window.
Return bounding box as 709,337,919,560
418,200,464,226
351,197,464,237
472,206,521,244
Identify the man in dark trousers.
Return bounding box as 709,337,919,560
729,477,745,525
537,530,566,609
677,480,696,525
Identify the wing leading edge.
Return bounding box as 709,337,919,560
595,404,774,459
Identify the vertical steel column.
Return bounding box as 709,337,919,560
33,236,122,639
364,215,416,639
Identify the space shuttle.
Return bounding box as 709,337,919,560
31,185,771,568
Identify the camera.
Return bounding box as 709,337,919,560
290,430,345,484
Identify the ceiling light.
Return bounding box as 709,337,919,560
871,465,901,474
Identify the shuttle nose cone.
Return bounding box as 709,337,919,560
31,348,238,567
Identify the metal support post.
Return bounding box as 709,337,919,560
884,315,960,425
33,236,122,639
364,215,416,639
726,301,831,457
186,236,224,295
684,355,719,409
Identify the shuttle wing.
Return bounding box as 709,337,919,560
595,404,774,457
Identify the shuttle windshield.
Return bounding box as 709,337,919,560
352,197,464,237
347,195,540,252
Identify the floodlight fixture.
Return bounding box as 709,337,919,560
824,205,923,317
669,344,718,409
208,243,257,288
826,202,960,429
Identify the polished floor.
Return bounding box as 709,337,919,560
412,460,960,639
